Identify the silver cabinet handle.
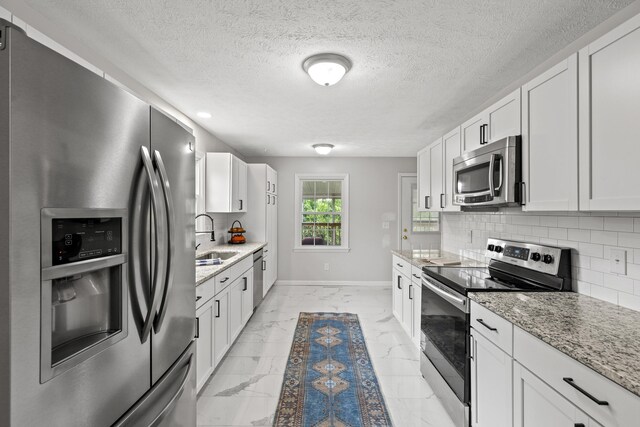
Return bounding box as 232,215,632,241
273,196,276,206
425,195,429,209
139,146,166,343
215,300,220,318
153,150,175,332
273,183,276,193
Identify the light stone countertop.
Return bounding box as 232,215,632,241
195,242,267,286
391,249,487,269
469,292,640,398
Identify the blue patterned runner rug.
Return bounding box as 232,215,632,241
274,312,393,427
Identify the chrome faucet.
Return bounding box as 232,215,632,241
195,213,216,241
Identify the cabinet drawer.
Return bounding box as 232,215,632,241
214,255,253,295
196,277,215,310
392,254,411,278
470,301,513,355
514,327,640,427
411,265,422,284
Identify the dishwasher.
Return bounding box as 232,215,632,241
253,249,264,309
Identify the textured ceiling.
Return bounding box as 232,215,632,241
22,0,633,156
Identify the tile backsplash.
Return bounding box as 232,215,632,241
442,210,640,311
195,213,233,251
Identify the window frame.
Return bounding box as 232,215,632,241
294,173,350,253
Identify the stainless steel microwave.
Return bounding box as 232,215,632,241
452,136,522,208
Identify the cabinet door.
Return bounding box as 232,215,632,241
417,146,431,212
267,167,277,195
392,271,403,321
228,278,244,342
513,362,594,427
401,275,411,334
471,331,513,427
270,195,278,284
195,300,214,393
232,157,248,212
241,270,254,325
213,290,230,365
409,278,422,347
429,139,444,211
487,89,521,142
522,55,578,211
442,127,461,212
579,14,640,210
461,111,487,153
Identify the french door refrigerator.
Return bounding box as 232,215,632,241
0,21,196,426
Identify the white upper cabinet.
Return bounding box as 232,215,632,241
522,54,579,211
205,153,248,213
266,166,277,195
429,139,444,211
579,14,640,210
442,127,461,212
417,145,431,212
461,89,521,154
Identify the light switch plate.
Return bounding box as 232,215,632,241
382,221,389,229
610,249,627,275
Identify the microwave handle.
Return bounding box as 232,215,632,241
489,154,496,197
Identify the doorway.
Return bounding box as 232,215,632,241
398,174,441,251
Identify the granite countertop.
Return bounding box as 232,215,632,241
391,249,486,269
195,242,267,286
469,292,640,398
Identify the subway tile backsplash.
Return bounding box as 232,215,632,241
442,210,640,312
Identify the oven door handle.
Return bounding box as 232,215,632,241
423,278,466,309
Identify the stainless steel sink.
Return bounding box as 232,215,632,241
196,251,237,261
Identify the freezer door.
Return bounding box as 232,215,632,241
3,27,151,426
114,340,196,427
150,108,196,384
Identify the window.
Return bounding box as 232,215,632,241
294,173,349,252
412,184,439,232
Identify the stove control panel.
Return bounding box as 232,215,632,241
486,238,567,275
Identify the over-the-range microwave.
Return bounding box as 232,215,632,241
452,136,522,208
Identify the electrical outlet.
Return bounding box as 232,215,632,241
324,263,330,271
382,221,390,229
610,249,627,275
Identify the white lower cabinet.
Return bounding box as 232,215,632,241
229,277,244,343
391,257,421,348
513,362,601,427
195,299,214,393
241,272,254,325
470,330,513,427
213,289,230,365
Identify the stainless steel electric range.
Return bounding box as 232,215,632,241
419,238,572,427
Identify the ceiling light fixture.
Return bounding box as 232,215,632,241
313,144,334,155
302,53,352,86
197,112,212,119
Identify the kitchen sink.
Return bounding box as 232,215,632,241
196,251,238,261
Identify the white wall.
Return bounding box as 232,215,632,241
247,156,416,284
442,211,640,311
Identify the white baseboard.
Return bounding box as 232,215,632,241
275,280,388,287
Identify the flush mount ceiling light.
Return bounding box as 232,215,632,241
313,144,334,155
302,53,352,86
197,112,212,119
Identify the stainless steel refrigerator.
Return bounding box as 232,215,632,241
0,20,197,426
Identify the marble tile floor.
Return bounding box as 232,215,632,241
196,284,457,427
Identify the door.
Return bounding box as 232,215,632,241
513,362,597,427
522,55,578,211
579,14,640,210
429,139,444,211
150,108,196,384
442,128,461,212
470,331,512,427
195,301,214,393
399,175,441,251
392,271,403,321
229,278,243,342
487,89,521,142
461,112,487,153
241,270,254,325
213,290,230,365
417,146,431,211
6,27,151,426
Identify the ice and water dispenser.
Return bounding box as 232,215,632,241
40,209,128,382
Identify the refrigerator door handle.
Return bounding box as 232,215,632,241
152,150,176,332
139,146,167,343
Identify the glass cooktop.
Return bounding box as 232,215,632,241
422,265,538,295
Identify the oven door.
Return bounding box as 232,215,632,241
420,275,469,403
453,150,504,206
